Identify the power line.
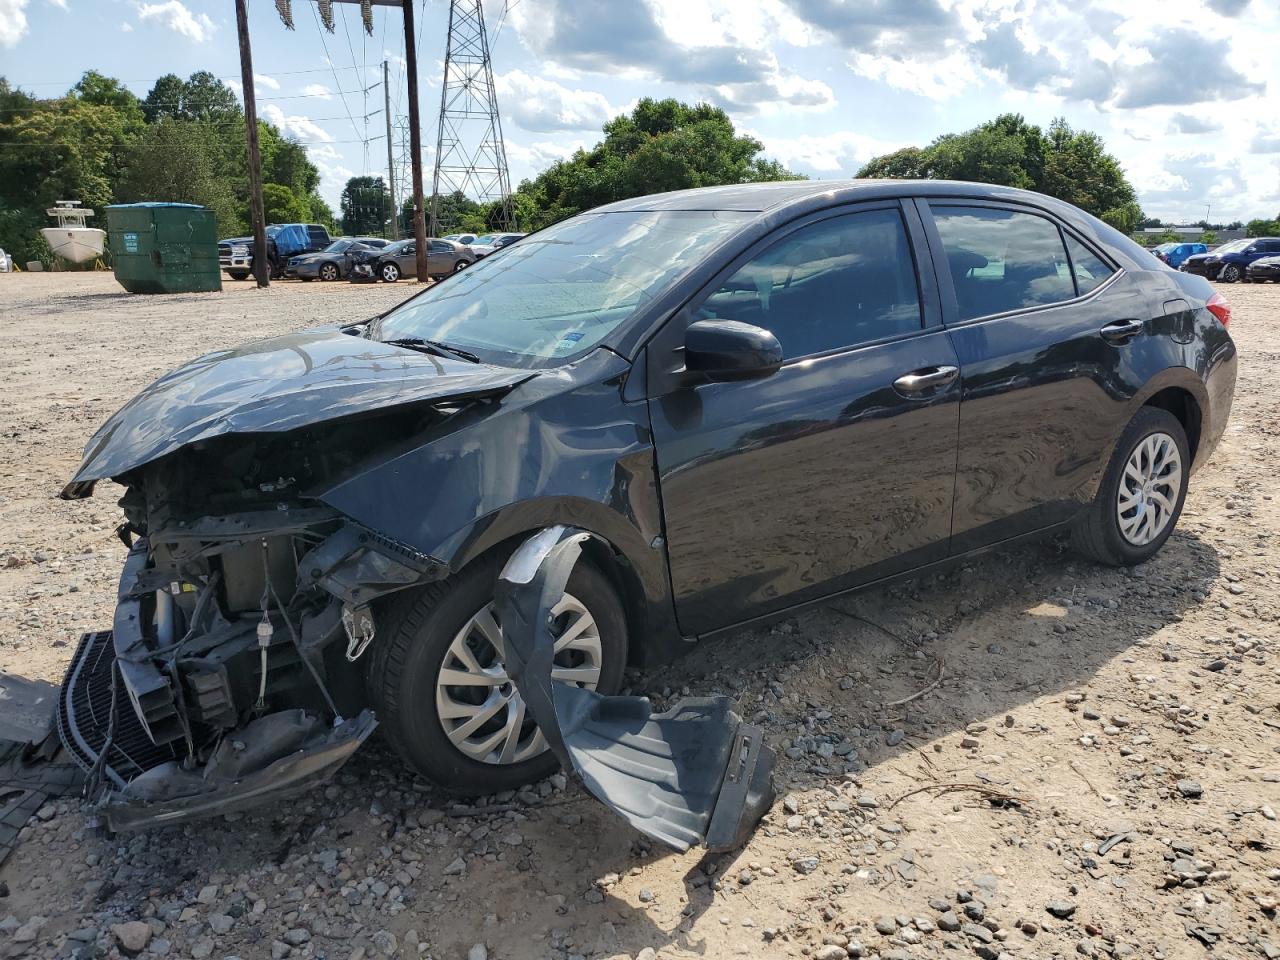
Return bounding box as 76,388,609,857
311,1,365,143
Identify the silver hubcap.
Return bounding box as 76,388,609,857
435,594,602,765
1117,432,1181,546
382,265,397,280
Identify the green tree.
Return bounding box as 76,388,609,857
1200,231,1217,245
262,183,310,224
341,176,390,235
114,118,244,234
857,114,1139,222
1245,215,1280,237
512,97,802,231
142,71,240,124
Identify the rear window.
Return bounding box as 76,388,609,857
930,205,1075,321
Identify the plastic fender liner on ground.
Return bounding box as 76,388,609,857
494,526,775,853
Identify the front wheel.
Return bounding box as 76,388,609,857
228,271,249,281
1220,263,1241,283
454,259,471,273
380,262,401,282
1072,407,1189,566
367,554,628,794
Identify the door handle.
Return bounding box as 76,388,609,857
892,365,959,396
1100,319,1145,343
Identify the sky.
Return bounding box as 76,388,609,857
3,0,1278,223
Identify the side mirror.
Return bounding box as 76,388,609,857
683,319,783,382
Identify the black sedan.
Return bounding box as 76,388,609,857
1246,255,1280,282
57,180,1236,813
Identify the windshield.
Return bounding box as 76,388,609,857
1155,243,1176,252
474,234,497,245
376,210,752,367
325,239,353,253
1213,240,1249,255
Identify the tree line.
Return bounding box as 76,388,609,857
0,70,333,267
5,69,1162,266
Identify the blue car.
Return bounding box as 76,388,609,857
1153,242,1207,268
1182,237,1280,282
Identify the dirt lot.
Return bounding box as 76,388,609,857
0,272,1276,960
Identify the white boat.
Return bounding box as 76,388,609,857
41,201,105,264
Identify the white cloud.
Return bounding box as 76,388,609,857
496,69,617,132
121,20,132,31
135,0,214,42
45,0,67,9
0,0,30,47
261,103,334,143
301,83,333,100
756,129,905,175
254,73,280,91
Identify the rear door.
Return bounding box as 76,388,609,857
919,200,1155,550
648,200,961,635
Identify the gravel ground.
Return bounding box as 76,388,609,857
0,273,1276,960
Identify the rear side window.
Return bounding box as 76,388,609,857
1065,235,1115,295
931,205,1075,321
696,208,922,360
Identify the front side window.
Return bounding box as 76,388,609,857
931,205,1075,321
1065,235,1115,295
376,210,752,366
695,208,922,360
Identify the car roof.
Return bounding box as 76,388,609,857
592,178,1120,228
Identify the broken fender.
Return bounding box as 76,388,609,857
495,526,775,853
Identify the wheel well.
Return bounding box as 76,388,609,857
1143,387,1202,465
451,530,650,668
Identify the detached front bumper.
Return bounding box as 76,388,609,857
349,263,377,282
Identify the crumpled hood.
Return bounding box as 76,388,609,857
61,328,531,498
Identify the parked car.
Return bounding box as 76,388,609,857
349,237,472,282
0,248,11,272
219,223,332,280
1181,237,1280,282
469,232,526,258
444,233,478,246
1152,242,1206,268
59,180,1236,808
286,237,391,281
1246,255,1280,282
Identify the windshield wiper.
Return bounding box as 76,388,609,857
383,337,481,364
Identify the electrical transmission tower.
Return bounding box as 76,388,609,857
429,0,516,236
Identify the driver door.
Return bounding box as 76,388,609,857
647,201,961,635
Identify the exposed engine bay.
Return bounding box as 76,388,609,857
59,415,451,830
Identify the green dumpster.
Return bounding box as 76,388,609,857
105,202,222,294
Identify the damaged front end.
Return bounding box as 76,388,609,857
59,416,453,830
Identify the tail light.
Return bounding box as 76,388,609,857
1206,292,1231,328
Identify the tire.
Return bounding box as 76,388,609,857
319,262,340,282
1071,407,1190,566
1221,263,1241,283
380,262,401,282
454,259,471,273
228,271,249,281
367,553,628,794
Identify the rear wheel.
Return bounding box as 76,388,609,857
367,553,628,794
319,262,340,281
1072,407,1189,566
380,262,401,282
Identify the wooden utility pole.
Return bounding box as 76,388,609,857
234,0,270,288
401,0,429,281
383,60,397,240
